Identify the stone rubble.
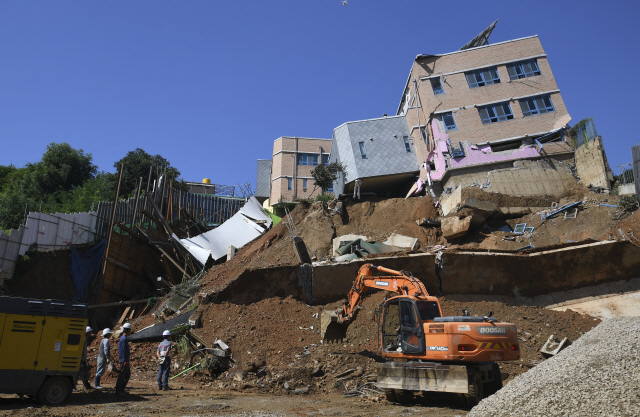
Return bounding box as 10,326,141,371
469,317,640,417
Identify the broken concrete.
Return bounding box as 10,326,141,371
383,233,418,250
575,136,611,193
441,215,472,239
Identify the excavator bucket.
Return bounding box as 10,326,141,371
320,310,350,342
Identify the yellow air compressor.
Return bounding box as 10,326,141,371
0,296,88,404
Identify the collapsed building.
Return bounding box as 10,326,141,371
326,23,613,199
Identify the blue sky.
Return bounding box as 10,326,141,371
1,1,638,189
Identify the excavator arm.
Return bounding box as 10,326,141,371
321,264,430,340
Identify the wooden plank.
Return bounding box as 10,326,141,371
88,298,149,309
117,307,131,325
106,256,144,276
127,308,137,320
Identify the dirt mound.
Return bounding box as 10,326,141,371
200,197,441,294
449,189,633,251
147,291,599,395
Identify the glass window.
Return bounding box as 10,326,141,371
478,102,514,124
287,178,292,190
519,94,555,117
416,301,442,321
322,154,329,165
359,141,367,159
297,153,320,166
403,136,411,152
437,112,458,131
465,66,501,88
430,77,445,95
507,59,541,80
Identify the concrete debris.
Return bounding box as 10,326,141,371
334,238,404,259
383,233,418,250
540,334,570,358
416,217,441,227
441,215,472,239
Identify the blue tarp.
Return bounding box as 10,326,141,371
70,238,107,302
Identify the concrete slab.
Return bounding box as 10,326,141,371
384,233,418,250
441,215,472,239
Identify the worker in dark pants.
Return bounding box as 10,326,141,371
79,326,93,390
156,330,172,390
115,323,132,396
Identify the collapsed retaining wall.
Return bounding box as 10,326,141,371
216,240,640,306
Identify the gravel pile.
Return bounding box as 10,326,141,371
469,317,640,417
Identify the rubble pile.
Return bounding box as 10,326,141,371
468,317,640,417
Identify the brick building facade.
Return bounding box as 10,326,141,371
398,35,572,177
257,137,332,204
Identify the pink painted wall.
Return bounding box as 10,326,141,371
427,119,540,182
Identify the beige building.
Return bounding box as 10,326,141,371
256,137,332,204
398,35,573,180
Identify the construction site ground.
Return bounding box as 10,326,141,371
2,185,638,415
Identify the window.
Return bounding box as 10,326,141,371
327,184,334,192
403,136,412,152
297,153,319,166
322,154,329,165
287,178,292,190
507,59,541,80
519,94,555,117
465,66,501,88
430,77,445,95
303,179,308,190
436,112,458,131
359,141,367,159
478,102,514,124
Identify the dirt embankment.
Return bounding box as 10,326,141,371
199,197,441,294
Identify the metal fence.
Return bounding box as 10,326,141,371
618,163,635,185
95,190,245,239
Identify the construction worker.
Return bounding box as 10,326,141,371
79,326,93,390
156,330,172,390
115,323,132,396
95,328,113,389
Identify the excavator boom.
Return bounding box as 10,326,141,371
321,264,434,340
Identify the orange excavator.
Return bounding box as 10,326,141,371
321,264,520,405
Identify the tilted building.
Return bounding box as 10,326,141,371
330,24,611,197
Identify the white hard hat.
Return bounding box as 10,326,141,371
103,328,113,335
122,323,132,329
162,330,171,336
86,326,93,333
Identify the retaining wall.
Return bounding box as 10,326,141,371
217,241,640,307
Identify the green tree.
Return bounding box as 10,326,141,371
33,143,97,194
310,162,346,194
0,165,18,192
112,148,186,197
0,143,98,230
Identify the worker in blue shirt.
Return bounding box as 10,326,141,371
156,330,172,390
115,323,132,396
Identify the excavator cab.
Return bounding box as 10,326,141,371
381,297,425,355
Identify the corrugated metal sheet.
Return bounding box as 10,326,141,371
0,226,25,282
19,212,98,255
178,196,272,263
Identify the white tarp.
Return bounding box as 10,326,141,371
178,196,272,263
